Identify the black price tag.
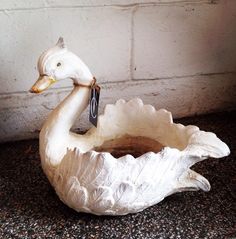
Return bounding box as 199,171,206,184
89,84,100,127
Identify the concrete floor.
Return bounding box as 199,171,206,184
0,111,235,239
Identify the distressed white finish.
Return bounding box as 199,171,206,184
31,39,230,215
51,99,230,215
1,0,236,142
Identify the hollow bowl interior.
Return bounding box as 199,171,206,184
93,134,164,158
82,99,200,157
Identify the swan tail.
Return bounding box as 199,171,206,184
177,169,210,192
184,131,230,168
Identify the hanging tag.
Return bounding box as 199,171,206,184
89,84,100,127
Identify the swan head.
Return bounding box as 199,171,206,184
30,37,94,93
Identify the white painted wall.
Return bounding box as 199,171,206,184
0,0,236,142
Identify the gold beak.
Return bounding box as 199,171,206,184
30,75,57,93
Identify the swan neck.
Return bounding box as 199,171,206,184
54,86,90,132
39,85,90,172
41,85,91,143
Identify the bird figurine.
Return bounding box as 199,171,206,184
30,38,230,215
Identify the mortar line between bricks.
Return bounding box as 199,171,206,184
132,71,236,81
0,71,235,96
0,1,220,12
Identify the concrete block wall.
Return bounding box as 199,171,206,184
0,0,236,142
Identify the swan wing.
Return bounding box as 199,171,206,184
52,146,192,215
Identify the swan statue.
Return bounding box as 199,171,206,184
30,38,230,215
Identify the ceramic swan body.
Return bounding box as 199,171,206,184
30,38,230,215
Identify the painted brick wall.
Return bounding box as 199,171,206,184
0,0,236,142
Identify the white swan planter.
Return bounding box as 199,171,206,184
30,38,230,216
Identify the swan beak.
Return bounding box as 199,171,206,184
30,75,57,93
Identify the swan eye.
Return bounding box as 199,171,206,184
57,62,61,67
